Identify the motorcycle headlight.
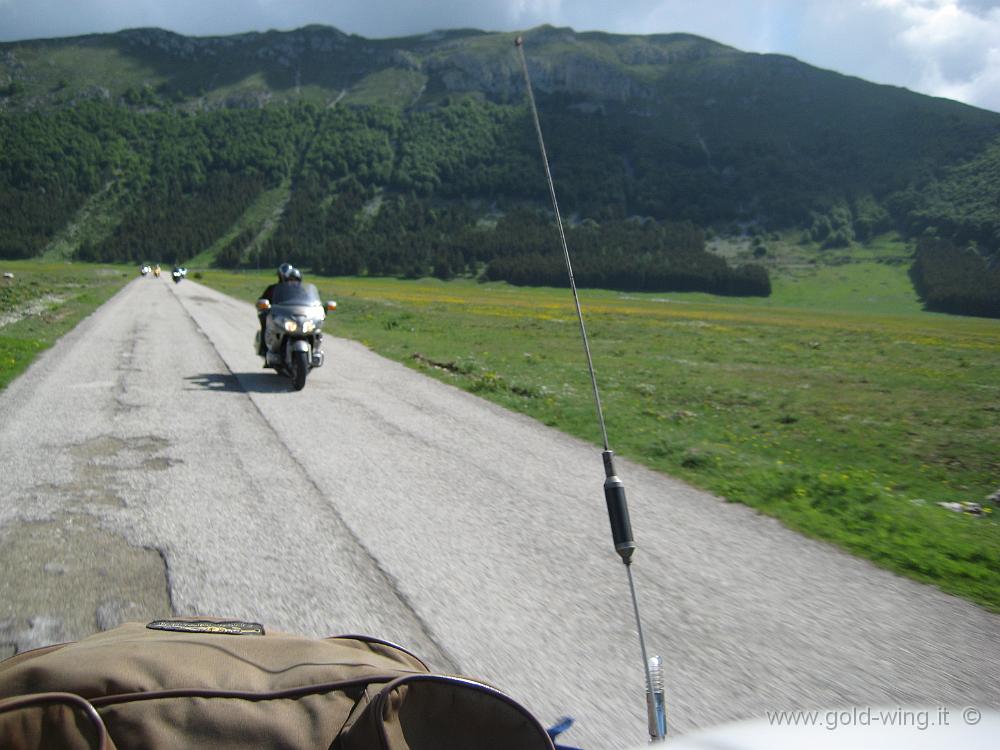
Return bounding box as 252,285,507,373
283,320,298,332
302,320,316,334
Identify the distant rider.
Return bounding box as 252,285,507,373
258,263,301,355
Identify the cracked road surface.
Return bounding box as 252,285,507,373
0,278,997,748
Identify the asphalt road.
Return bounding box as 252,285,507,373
1,277,997,748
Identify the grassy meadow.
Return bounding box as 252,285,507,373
0,261,131,390
1,257,996,610
197,266,1000,611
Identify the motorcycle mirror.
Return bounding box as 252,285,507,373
256,299,271,311
325,301,337,312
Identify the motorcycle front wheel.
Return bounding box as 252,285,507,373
292,350,308,391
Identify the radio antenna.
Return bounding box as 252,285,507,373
514,35,667,742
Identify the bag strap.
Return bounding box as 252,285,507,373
0,692,110,750
330,635,430,671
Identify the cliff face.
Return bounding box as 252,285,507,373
423,48,655,101
115,26,355,61
414,26,734,102
0,24,737,109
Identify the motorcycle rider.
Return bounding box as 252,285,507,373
258,263,301,356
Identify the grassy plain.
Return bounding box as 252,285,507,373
0,261,130,390
2,257,995,610
198,268,1000,611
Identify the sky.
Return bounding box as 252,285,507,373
1,0,999,113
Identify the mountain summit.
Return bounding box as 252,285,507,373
1,25,998,313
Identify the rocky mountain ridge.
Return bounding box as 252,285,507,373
0,24,746,109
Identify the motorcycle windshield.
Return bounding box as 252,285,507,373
271,283,321,307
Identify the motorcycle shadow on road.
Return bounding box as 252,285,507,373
184,372,292,394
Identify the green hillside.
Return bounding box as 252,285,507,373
1,25,998,314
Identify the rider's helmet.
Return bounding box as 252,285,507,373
278,263,294,282
287,267,302,284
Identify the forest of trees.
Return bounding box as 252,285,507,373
0,95,997,311
909,238,1000,318
0,104,118,258
478,213,770,295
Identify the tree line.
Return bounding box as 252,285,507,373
0,97,997,311
909,238,1000,318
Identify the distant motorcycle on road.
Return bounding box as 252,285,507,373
171,267,187,284
255,282,336,391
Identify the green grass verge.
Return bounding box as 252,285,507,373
708,233,919,314
198,269,1000,611
0,261,131,390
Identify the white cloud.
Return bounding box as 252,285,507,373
934,44,1000,105
860,0,1000,109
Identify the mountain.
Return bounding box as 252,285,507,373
1,25,998,313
